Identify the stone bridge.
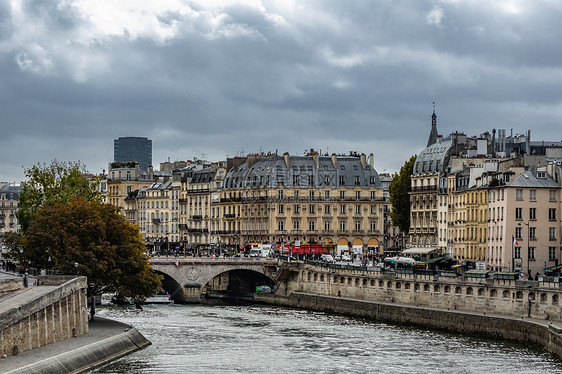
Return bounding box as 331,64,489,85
149,257,282,303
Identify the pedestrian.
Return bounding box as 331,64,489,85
23,272,28,288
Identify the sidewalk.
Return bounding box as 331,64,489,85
1,317,150,374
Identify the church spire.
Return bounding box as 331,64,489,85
426,102,438,147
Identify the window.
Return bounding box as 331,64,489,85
355,191,360,200
529,247,535,260
370,221,377,231
278,190,284,199
549,208,556,220
515,247,521,259
294,190,299,198
340,191,345,199
278,221,284,231
309,221,316,231
530,189,537,201
549,190,557,201
278,204,284,214
355,220,361,230
354,176,360,186
550,227,556,240
370,191,376,200
309,190,314,199
530,227,536,240
371,205,376,214
339,221,346,230
324,175,331,185
516,189,523,200
324,220,330,231
549,247,557,261
294,205,300,214
293,175,299,185
340,205,345,214
309,205,315,214
339,176,345,186
515,227,522,239
355,205,361,214
293,221,300,230
515,208,522,220
529,208,536,220
324,205,330,214
309,176,314,186
325,190,330,199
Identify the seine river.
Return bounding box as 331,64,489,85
91,303,562,374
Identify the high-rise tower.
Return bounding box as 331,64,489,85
113,137,152,171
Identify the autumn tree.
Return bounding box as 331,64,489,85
389,156,416,233
17,160,103,232
25,198,161,300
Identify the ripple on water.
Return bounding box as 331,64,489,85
92,304,562,374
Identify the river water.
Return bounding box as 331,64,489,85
91,303,562,374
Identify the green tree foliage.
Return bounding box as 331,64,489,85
17,160,104,232
389,156,416,233
25,198,161,299
2,231,24,261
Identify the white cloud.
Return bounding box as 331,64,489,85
14,44,54,74
425,5,445,27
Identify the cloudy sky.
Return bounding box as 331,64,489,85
1,0,561,182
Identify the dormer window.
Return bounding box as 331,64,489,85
537,171,546,179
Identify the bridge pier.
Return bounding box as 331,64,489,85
180,284,203,303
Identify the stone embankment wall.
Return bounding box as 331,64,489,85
276,264,562,321
257,292,562,360
0,276,89,358
0,277,23,297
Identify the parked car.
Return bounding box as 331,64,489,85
320,254,335,263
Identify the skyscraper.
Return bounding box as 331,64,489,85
114,137,152,171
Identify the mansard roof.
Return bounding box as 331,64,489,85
223,155,381,189
0,184,23,200
191,168,216,184
413,137,453,175
507,170,559,188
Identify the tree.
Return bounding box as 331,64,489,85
25,198,161,300
2,231,24,265
17,160,104,233
389,156,416,233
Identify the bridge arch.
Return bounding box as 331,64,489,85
150,260,278,303
154,270,184,301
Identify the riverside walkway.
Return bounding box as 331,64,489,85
0,317,145,374
0,272,150,374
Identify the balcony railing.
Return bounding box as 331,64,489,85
410,186,438,192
